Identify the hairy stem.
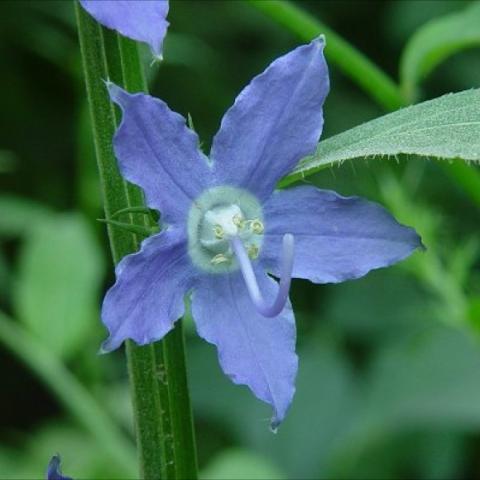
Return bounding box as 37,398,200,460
75,4,197,478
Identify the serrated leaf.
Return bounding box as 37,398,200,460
282,89,480,186
400,2,480,101
14,213,104,359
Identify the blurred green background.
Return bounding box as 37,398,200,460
1,1,480,478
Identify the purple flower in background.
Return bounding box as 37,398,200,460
46,455,72,480
102,37,422,428
79,0,169,58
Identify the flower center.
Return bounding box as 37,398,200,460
187,186,264,273
188,186,295,318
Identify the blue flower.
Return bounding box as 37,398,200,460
102,38,422,428
79,0,169,59
46,455,72,480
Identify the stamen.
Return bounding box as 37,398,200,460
230,234,294,317
247,244,259,259
233,214,245,229
211,253,230,265
213,225,224,239
250,219,264,234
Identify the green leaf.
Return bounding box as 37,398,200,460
0,310,136,473
328,323,480,476
0,195,51,238
14,213,104,359
201,449,286,480
400,2,480,101
190,335,358,478
282,89,480,186
8,423,134,479
364,325,480,430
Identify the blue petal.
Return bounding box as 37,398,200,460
191,270,298,429
261,186,423,283
210,37,329,201
79,0,169,58
108,83,212,225
46,455,72,480
101,227,196,352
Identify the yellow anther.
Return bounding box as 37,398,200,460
233,214,245,229
247,244,259,259
211,254,230,265
213,225,224,239
250,219,264,234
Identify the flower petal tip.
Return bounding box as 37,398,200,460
79,0,169,58
269,420,280,434
102,78,113,90
312,35,326,48
408,227,425,254
46,454,72,480
105,81,125,104
98,336,118,355
269,399,291,433
417,233,427,252
150,54,164,66
97,344,110,356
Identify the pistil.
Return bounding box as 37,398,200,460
231,233,294,317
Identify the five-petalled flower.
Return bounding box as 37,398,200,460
102,37,422,429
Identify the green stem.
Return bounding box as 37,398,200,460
0,311,136,475
75,4,197,479
116,34,198,480
439,161,480,208
160,322,198,479
247,0,480,208
246,0,403,111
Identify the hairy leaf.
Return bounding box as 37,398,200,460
400,3,480,101
282,89,480,186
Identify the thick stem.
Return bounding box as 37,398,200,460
75,4,197,478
